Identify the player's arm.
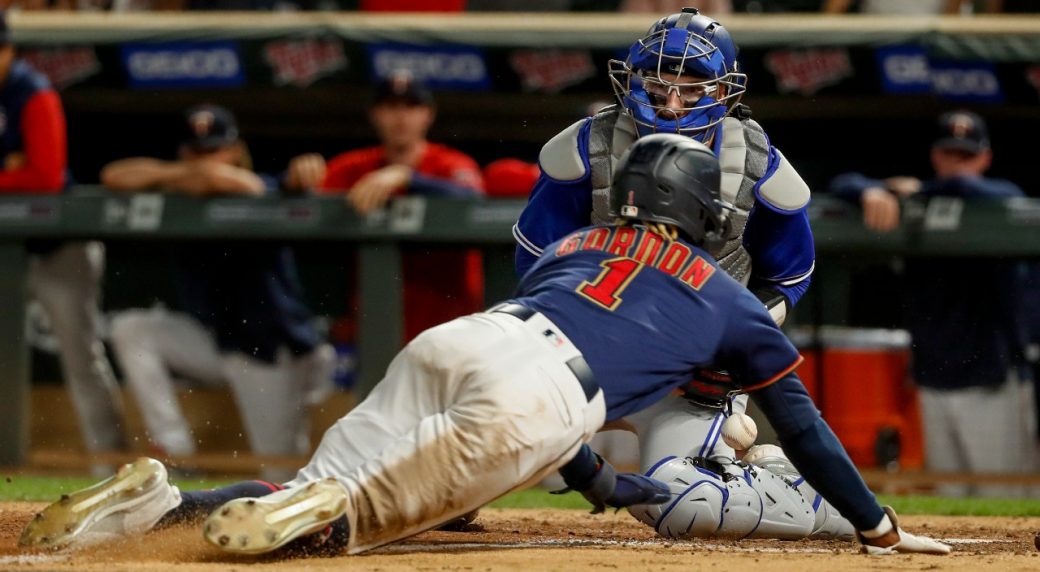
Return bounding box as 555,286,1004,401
514,119,594,276
555,443,670,514
932,175,1024,199
409,151,485,198
742,146,815,323
101,158,265,196
721,295,949,554
0,90,66,193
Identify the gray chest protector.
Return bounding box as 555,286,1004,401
587,107,768,285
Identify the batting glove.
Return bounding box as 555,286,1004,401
858,506,951,555
554,447,670,514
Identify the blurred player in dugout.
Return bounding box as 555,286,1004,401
285,70,486,344
100,104,335,481
0,12,128,466
829,111,1037,496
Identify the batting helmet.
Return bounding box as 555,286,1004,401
608,7,746,141
610,133,729,249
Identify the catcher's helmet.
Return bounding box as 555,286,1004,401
609,7,746,141
610,133,728,249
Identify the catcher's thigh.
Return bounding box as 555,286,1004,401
628,393,749,472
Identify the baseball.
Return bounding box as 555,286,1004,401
721,412,758,451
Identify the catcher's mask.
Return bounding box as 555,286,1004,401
609,7,746,142
610,133,730,251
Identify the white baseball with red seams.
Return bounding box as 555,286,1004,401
721,412,758,451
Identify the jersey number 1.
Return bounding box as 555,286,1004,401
577,257,643,311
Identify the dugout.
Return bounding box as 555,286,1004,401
9,12,1040,470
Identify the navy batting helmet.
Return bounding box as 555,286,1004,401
610,133,728,249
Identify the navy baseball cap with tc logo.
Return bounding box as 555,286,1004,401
181,104,240,152
372,70,434,107
933,110,990,155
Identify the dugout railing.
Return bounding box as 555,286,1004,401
1,190,1039,466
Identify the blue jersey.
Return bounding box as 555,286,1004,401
513,115,816,306
513,224,803,421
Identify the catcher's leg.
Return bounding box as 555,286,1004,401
629,454,817,540
743,444,856,540
629,393,749,472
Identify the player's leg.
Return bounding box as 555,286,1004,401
223,348,311,482
917,386,970,497
110,308,224,457
204,312,604,555
20,458,181,549
628,393,748,472
20,457,290,549
954,371,1036,497
28,241,126,456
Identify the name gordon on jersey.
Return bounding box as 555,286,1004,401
555,226,717,291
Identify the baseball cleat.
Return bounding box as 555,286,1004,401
203,478,348,555
19,457,182,549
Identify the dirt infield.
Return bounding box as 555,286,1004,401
1,502,1039,571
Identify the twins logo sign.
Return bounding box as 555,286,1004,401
264,38,348,88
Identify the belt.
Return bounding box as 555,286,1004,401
491,303,600,403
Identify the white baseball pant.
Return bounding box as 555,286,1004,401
28,241,126,454
624,392,749,471
110,307,332,481
289,309,606,554
919,370,1039,497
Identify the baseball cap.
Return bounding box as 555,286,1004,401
372,70,434,107
933,110,990,154
181,104,239,152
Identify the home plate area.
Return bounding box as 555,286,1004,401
1,504,1037,571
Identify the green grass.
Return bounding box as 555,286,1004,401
0,474,235,502
878,494,1040,517
488,489,591,510
5,475,1040,517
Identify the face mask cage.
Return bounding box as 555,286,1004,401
608,27,747,138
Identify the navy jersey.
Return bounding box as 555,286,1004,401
171,174,322,362
513,224,803,421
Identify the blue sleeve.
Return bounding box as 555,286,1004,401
928,175,1024,199
743,204,815,306
828,172,886,204
258,173,280,195
751,373,885,531
513,121,594,276
409,173,482,198
717,290,803,387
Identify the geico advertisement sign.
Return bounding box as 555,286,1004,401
367,43,490,90
121,41,245,89
877,46,1002,103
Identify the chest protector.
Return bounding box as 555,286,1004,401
587,107,768,285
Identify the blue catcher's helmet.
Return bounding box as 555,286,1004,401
609,7,746,142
